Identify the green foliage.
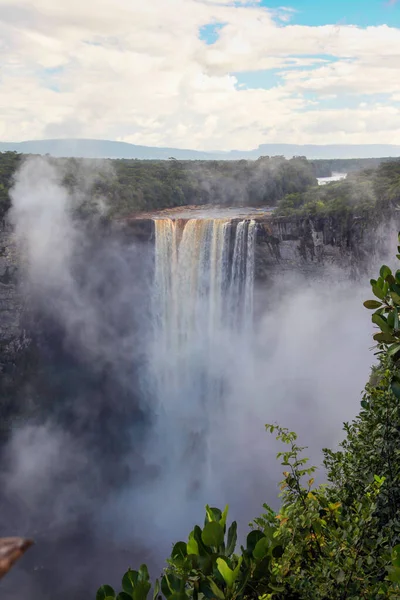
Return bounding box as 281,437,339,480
0,152,316,221
276,160,400,218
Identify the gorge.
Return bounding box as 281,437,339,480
0,157,396,599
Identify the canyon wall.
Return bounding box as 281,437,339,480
0,209,397,422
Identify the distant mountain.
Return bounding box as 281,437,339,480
1,139,400,160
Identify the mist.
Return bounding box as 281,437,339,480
0,157,380,599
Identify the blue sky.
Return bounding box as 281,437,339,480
200,0,400,44
260,0,400,27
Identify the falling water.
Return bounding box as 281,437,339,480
148,217,257,489
152,217,256,394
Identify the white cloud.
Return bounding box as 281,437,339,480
0,0,399,149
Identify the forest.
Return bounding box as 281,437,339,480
275,161,400,218
1,151,399,224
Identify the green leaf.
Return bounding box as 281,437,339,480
133,566,151,600
393,545,400,568
187,531,199,556
201,521,224,547
364,300,383,309
361,400,369,410
153,579,160,600
372,285,386,300
118,594,134,600
388,343,400,357
171,542,187,561
253,537,270,560
246,530,265,553
193,525,210,556
391,291,400,304
226,522,237,557
373,332,397,343
205,505,222,523
97,586,116,600
219,505,229,529
372,313,392,333
122,571,138,595
380,265,392,279
217,557,242,589
161,574,181,599
392,380,400,399
207,579,225,600
169,594,187,600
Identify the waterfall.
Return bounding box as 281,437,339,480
148,216,257,490
152,217,256,397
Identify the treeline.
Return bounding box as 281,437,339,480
2,151,400,222
310,156,400,178
0,152,316,219
276,161,400,217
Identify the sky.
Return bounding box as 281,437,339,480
0,0,400,150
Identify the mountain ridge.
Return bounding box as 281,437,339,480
1,138,400,160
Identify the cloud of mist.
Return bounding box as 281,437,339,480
0,156,385,599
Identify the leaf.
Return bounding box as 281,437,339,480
201,522,224,548
122,571,138,595
391,291,400,305
226,522,237,557
216,557,242,589
187,531,199,556
392,380,400,399
161,574,181,599
133,570,151,600
253,537,270,560
361,400,369,410
118,594,134,600
388,343,400,357
372,313,392,333
373,332,397,343
364,300,383,309
207,579,225,600
193,525,210,556
393,545,400,568
171,542,187,562
372,285,386,300
97,586,116,600
380,265,392,279
205,505,222,524
169,594,187,600
219,505,229,529
153,579,160,600
246,530,265,553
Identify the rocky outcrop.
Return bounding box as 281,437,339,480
254,213,396,280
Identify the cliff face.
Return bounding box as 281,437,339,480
123,211,396,280
254,213,395,280
0,210,397,417
0,221,31,429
